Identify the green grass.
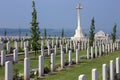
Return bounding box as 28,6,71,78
0,49,120,80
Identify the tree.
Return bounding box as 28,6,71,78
61,28,64,38
30,0,40,57
111,23,117,43
89,17,95,46
44,28,47,39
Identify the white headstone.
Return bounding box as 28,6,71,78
41,44,44,56
110,60,114,80
66,43,68,53
24,48,28,58
76,49,79,64
1,50,6,66
87,47,90,59
24,58,30,80
95,46,98,58
39,55,44,76
48,45,51,55
51,53,55,72
54,45,57,55
6,42,10,53
99,45,102,56
113,43,115,52
69,50,72,66
5,61,13,80
13,49,18,63
116,57,120,73
61,51,64,69
14,41,18,50
73,42,76,52
92,68,98,80
102,64,107,80
78,74,86,80
91,47,94,59
102,45,105,54
110,43,113,53
24,41,27,49
108,44,110,53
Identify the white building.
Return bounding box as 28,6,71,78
94,30,109,40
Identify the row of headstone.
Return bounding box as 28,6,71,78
78,57,120,80
87,41,119,59
4,57,30,80
1,47,28,66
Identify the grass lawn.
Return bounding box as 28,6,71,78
0,49,120,80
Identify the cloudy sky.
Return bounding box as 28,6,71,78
0,0,120,33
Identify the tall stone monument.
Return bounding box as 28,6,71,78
71,3,86,41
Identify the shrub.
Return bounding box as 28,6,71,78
44,66,50,74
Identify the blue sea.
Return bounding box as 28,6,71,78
0,28,75,37
0,28,120,38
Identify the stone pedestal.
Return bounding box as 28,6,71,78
66,44,68,53
95,46,98,58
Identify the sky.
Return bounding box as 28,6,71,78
0,0,120,34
